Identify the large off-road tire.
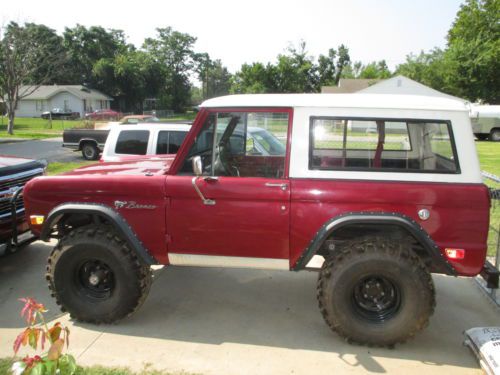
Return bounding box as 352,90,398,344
317,236,435,346
46,225,152,323
81,143,99,160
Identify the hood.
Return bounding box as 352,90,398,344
62,157,175,177
0,155,46,178
0,155,36,167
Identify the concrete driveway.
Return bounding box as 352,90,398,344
0,137,82,163
1,241,499,374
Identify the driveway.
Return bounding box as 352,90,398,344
1,241,499,374
0,137,82,163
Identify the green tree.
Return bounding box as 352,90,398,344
0,22,66,134
396,49,449,92
143,27,196,112
93,50,164,112
317,45,351,86
193,54,232,101
230,62,276,94
445,0,500,103
274,41,317,92
62,25,128,85
358,60,392,79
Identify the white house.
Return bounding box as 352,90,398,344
13,85,113,117
358,75,466,102
322,75,466,103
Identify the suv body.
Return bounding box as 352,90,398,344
0,156,45,255
23,94,495,346
101,123,191,162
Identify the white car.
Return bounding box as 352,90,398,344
101,123,191,162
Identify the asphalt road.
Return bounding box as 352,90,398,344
0,137,82,163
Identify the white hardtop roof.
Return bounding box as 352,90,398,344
111,123,191,131
201,94,468,112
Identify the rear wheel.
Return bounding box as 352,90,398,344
81,143,99,160
46,225,152,323
490,128,500,142
317,236,435,346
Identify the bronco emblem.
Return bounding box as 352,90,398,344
114,200,156,210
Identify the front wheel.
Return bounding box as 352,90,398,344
46,225,152,323
81,143,99,160
317,236,435,346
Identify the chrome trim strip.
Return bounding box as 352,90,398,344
168,253,290,270
0,168,44,182
0,207,24,219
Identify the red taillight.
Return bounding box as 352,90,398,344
445,248,465,260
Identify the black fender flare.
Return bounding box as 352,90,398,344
292,212,457,275
40,203,157,265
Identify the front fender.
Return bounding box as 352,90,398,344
40,202,157,265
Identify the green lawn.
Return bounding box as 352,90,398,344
0,358,194,375
476,141,500,176
0,116,86,139
0,114,197,140
474,141,500,257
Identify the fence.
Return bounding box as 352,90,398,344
143,109,175,119
475,171,500,306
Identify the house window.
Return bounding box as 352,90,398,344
309,117,459,173
36,101,46,111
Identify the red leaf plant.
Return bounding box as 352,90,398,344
11,297,77,375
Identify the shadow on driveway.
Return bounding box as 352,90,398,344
2,241,498,373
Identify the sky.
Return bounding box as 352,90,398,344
1,0,464,73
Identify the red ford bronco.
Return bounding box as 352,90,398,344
23,94,497,346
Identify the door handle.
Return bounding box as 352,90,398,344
192,176,216,205
265,182,288,191
203,176,219,183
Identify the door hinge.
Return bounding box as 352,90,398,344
165,234,172,244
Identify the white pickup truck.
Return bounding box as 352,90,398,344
100,123,192,162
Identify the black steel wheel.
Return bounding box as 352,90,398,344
76,259,115,299
351,275,401,323
47,225,152,323
81,143,99,160
317,236,435,346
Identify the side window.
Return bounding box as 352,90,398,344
168,131,187,153
157,131,188,154
310,118,458,173
180,111,289,177
115,130,149,155
156,131,170,154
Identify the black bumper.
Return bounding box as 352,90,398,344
0,187,36,255
480,260,500,289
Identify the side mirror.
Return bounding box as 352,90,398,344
192,156,203,176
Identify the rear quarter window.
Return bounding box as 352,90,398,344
115,130,149,155
309,117,459,173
